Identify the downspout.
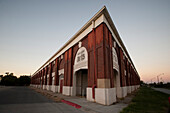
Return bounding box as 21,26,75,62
92,20,97,99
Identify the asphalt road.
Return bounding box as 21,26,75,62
0,86,83,113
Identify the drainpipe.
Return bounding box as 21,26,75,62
92,84,97,99
92,20,97,99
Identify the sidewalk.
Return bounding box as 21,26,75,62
152,88,170,95
30,87,136,113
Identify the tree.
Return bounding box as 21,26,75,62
0,75,3,85
1,74,17,86
18,76,31,86
0,72,31,86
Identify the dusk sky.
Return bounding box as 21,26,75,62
0,0,170,83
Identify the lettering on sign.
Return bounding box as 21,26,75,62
74,47,88,71
77,50,85,62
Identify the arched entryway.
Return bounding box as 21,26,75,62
72,46,88,97
112,47,121,98
75,69,88,97
58,69,64,93
59,74,64,93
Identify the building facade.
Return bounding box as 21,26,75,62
31,6,140,105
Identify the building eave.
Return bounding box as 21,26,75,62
33,6,139,77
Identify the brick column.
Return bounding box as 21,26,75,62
54,58,59,86
49,63,52,85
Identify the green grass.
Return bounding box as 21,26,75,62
121,86,170,113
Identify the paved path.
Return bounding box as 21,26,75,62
152,88,170,95
0,86,83,113
31,87,135,113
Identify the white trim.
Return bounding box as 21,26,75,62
112,47,119,72
103,15,139,77
32,6,139,78
32,12,104,76
74,47,88,72
58,69,64,75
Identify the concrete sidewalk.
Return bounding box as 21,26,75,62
152,88,170,95
30,87,136,113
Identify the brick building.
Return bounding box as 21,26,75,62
31,6,140,105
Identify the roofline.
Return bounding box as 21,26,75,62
33,6,106,75
103,7,139,77
33,6,139,77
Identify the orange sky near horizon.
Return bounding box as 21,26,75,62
0,0,170,84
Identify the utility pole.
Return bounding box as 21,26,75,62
157,73,164,84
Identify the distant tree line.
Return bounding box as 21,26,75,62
0,72,31,86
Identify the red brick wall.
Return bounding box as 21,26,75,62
31,22,140,87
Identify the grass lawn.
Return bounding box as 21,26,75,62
121,86,170,113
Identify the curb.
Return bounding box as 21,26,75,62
61,100,82,109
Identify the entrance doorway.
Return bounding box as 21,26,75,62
113,69,120,98
113,69,118,88
59,74,64,93
75,69,88,97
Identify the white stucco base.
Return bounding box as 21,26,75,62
131,86,135,92
87,87,94,102
116,87,123,98
137,85,140,88
122,86,127,97
46,85,51,91
95,88,116,105
63,86,72,96
38,85,41,89
51,85,58,92
57,85,60,93
43,85,47,90
127,86,132,94
135,85,139,90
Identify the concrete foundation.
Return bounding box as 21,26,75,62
63,86,71,96
51,85,58,92
46,85,51,91
95,88,116,105
87,87,94,102
116,87,123,98
43,85,47,90
127,86,132,94
122,87,127,97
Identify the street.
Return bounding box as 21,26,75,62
0,86,83,113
